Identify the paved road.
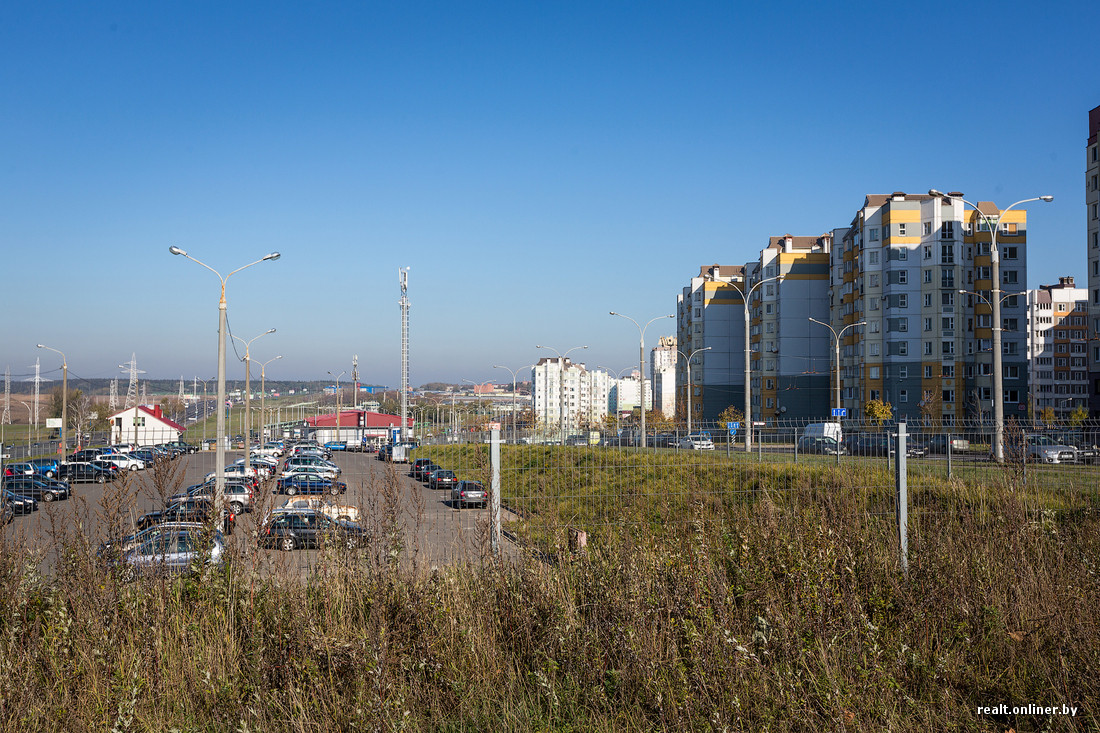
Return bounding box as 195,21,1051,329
4,449,519,574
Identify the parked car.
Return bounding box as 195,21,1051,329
164,440,198,454
282,455,340,475
68,448,111,462
204,464,260,483
323,440,348,451
57,461,114,483
413,461,442,481
678,434,715,450
280,497,360,523
29,458,61,478
410,458,434,477
259,509,366,551
797,436,846,455
169,481,255,515
2,489,38,514
647,433,676,448
137,498,235,534
428,469,458,491
451,480,487,508
98,454,146,472
3,462,36,477
1045,431,1099,463
923,435,970,454
1021,434,1078,464
98,522,216,563
274,473,347,496
1,475,71,502
117,526,226,577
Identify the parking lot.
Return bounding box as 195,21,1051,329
3,447,519,575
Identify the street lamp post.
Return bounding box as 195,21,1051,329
36,344,67,456
536,345,588,443
329,370,346,444
258,356,282,446
462,379,492,431
169,246,280,527
676,346,712,435
195,377,214,446
494,364,534,443
809,317,866,415
729,276,782,452
233,328,275,477
609,312,673,448
930,190,1053,462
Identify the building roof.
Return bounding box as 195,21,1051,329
108,404,186,433
306,410,413,429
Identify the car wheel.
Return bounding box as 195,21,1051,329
98,475,107,484
43,493,55,503
286,486,298,496
46,470,55,478
281,537,296,552
129,465,138,472
230,501,244,515
328,485,339,496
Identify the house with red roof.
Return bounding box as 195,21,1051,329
108,404,186,445
305,409,413,446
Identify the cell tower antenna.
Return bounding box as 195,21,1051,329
399,267,410,440
27,358,51,428
2,366,11,425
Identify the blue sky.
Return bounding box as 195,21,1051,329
2,0,1098,388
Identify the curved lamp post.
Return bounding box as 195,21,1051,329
930,189,1052,462
609,312,673,447
36,344,67,455
233,328,275,475
808,317,866,416
729,276,782,452
676,346,712,435
328,370,346,444
493,364,534,443
169,246,280,525
258,356,282,446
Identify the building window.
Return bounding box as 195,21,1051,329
924,293,933,307
924,222,932,236
1003,246,1018,259
1002,270,1018,285
942,364,955,377
941,222,954,239
923,341,933,355
869,227,879,241
943,390,954,403
923,318,932,331
924,366,933,378
941,269,955,288
869,250,879,265
942,317,955,330
899,390,907,403
923,269,932,283
924,245,932,260
942,341,955,355
870,367,880,379
899,223,907,236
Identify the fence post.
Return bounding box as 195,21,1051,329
490,426,501,557
947,434,952,479
895,421,908,576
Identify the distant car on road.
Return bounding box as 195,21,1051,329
678,434,715,450
923,435,970,454
428,469,458,491
797,436,846,456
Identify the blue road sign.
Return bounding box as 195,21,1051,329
831,408,847,418
727,421,740,434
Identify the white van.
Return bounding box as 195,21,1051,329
802,422,843,443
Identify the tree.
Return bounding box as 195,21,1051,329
717,404,744,426
159,397,186,425
645,409,674,434
919,390,942,427
1040,406,1057,427
48,386,84,421
864,398,892,427
1069,406,1089,428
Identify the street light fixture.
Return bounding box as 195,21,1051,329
536,345,588,443
36,344,67,456
729,276,782,452
169,246,280,528
462,379,493,430
808,317,866,416
929,189,1052,462
609,312,673,447
195,376,214,446
233,328,276,476
676,346,712,435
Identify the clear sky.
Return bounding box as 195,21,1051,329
2,1,1098,389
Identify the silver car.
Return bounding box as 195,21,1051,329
451,480,487,508
119,526,226,577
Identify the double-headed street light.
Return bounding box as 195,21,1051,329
234,328,276,476
929,190,1053,463
329,370,346,444
729,276,782,452
536,344,589,443
169,246,280,527
195,376,214,446
36,344,67,455
676,346,711,435
493,364,534,443
609,312,673,447
258,356,282,445
809,317,866,416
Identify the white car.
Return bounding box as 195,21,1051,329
280,464,340,481
99,454,146,471
205,464,260,482
280,497,360,523
678,434,715,450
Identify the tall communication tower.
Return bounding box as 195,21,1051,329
2,366,11,425
28,358,49,428
178,376,185,403
109,379,119,410
399,267,410,440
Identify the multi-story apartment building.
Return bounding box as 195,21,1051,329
1086,105,1100,416
610,370,651,416
1028,277,1088,421
651,336,677,418
676,265,746,422
750,234,832,421
834,192,1029,424
531,358,612,433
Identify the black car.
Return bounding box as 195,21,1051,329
137,498,235,534
413,461,442,481
57,461,114,483
1,475,71,502
428,469,458,490
3,489,38,514
69,448,111,462
797,436,846,456
274,474,346,496
259,510,366,551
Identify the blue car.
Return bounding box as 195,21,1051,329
274,474,346,496
323,441,348,451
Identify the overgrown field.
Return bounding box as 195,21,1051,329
1,450,1097,731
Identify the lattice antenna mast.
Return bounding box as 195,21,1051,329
178,376,185,403
141,381,148,406
2,366,10,425
28,358,51,428
109,379,119,410
119,354,145,408
399,268,410,440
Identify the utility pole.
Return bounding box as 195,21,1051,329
399,268,410,442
